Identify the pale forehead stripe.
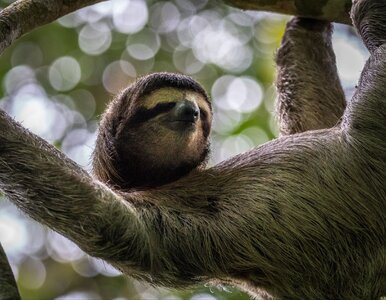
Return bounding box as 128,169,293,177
143,88,183,109
142,88,210,112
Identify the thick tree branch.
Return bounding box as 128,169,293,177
0,243,20,300
0,0,105,54
225,0,352,24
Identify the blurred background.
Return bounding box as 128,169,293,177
0,0,369,299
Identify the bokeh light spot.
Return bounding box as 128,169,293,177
72,257,99,278
215,134,254,162
212,75,263,113
333,36,367,85
102,60,136,94
0,213,27,253
19,258,46,289
191,19,253,72
70,89,97,120
126,29,160,60
241,127,269,146
62,128,96,170
79,22,112,55
112,0,148,34
47,231,85,263
4,65,35,94
11,42,43,67
49,56,81,91
90,258,121,277
150,2,181,33
173,48,204,75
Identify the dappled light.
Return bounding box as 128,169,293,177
78,23,112,56
49,56,82,92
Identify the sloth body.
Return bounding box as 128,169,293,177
0,0,385,299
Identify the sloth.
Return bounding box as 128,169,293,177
92,73,212,191
0,0,385,299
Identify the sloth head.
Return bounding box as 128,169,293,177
93,72,212,190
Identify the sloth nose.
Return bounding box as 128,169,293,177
173,100,200,123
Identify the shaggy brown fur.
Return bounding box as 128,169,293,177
92,73,212,191
0,0,385,299
275,18,346,135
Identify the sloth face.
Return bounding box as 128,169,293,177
122,88,212,173
93,74,213,190
130,88,211,135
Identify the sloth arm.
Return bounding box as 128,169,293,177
275,17,346,135
0,110,337,282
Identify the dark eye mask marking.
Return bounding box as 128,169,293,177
130,102,177,124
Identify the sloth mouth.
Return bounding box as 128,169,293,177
172,119,196,124
164,119,196,131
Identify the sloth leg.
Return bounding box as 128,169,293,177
275,17,346,136
343,0,386,141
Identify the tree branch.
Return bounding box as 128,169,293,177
224,0,352,24
0,0,105,55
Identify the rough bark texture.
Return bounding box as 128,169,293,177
0,243,20,300
225,0,352,24
0,0,105,54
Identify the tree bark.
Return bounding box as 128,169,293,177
225,0,352,24
0,0,105,55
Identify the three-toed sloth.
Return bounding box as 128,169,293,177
0,0,385,299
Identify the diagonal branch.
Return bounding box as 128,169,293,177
0,0,105,55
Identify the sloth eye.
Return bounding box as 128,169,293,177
130,102,176,124
157,102,177,111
